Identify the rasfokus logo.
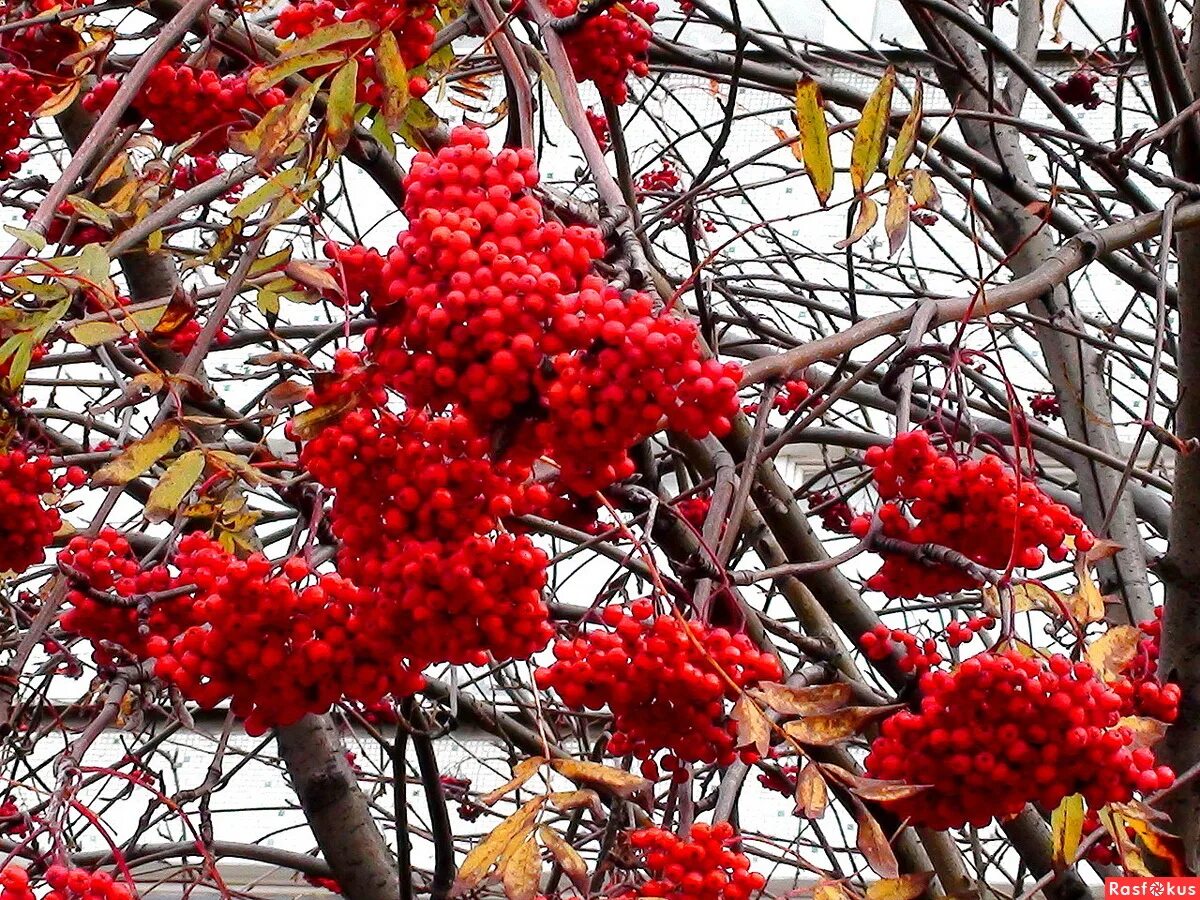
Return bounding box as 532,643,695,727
1107,879,1200,897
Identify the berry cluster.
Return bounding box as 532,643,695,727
84,63,287,154
628,823,765,900
849,431,1094,598
638,162,680,193
677,493,711,531
0,68,50,179
548,0,658,104
1053,71,1101,109
945,615,996,648
864,650,1175,829
1110,607,1181,722
0,452,63,575
1,15,83,80
60,527,200,665
535,600,782,777
62,528,424,732
1030,392,1061,420
360,126,739,494
171,154,242,202
742,379,809,416
151,540,422,735
297,367,554,666
860,625,944,675
586,107,611,151
805,491,853,534
0,865,133,900
321,241,386,306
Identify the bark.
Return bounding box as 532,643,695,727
277,715,402,900
1159,0,1200,873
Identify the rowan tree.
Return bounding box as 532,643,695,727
0,0,1194,899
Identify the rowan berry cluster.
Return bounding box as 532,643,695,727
535,600,782,778
62,527,424,732
297,365,554,667
628,823,765,900
586,108,611,151
1111,607,1180,722
945,615,996,647
1030,392,1061,420
360,126,739,494
1,15,82,80
321,240,386,306
0,452,67,576
0,68,50,179
864,650,1175,829
805,491,853,534
84,63,287,154
153,537,422,734
60,527,199,665
548,0,658,104
1053,71,1101,109
638,163,680,193
0,864,133,900
849,431,1094,598
171,155,242,202
742,379,809,416
860,625,944,675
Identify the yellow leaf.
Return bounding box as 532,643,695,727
834,197,878,249
4,226,46,252
794,761,828,819
280,19,378,54
327,59,359,151
822,764,931,802
208,450,266,486
794,78,834,206
1070,556,1107,625
247,50,347,93
1051,793,1085,867
480,757,547,806
909,169,941,211
289,396,357,440
376,30,410,132
867,875,933,900
1087,625,1141,680
814,881,855,900
1118,716,1168,748
501,836,541,900
538,826,587,894
548,758,650,798
887,78,922,180
92,423,181,486
884,182,909,257
145,449,206,523
856,807,899,878
452,797,543,896
783,705,901,746
731,694,771,756
752,682,851,716
851,66,895,193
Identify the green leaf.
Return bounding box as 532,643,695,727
230,168,307,220
4,225,46,252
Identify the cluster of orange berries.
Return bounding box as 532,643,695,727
864,650,1174,829
627,823,765,900
850,431,1093,597
535,600,781,779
